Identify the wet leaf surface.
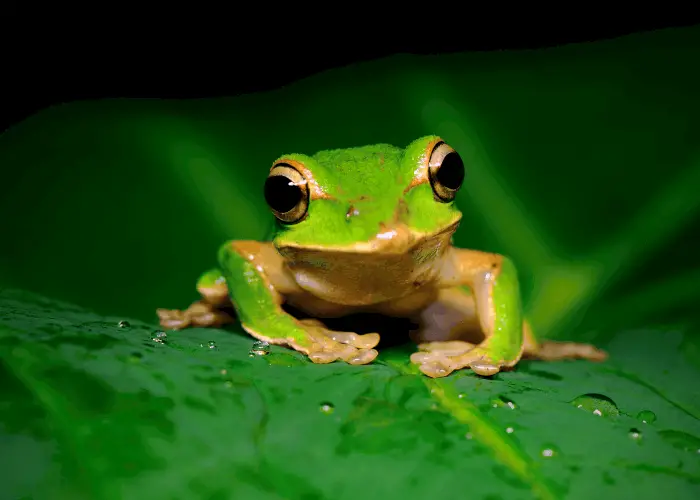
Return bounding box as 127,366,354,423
1,289,699,500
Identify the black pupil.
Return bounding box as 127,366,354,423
264,175,303,213
436,152,465,190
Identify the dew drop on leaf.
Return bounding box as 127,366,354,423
152,331,168,344
541,445,558,458
118,320,130,328
320,402,335,414
208,341,217,350
636,410,657,424
249,340,270,357
658,429,700,453
629,428,642,440
570,393,619,418
492,396,517,409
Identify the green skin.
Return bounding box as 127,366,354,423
167,136,606,377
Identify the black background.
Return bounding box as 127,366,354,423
3,18,699,134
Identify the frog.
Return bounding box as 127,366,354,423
157,136,607,377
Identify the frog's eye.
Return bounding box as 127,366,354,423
264,163,310,224
428,142,465,202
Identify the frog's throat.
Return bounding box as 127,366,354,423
275,217,462,255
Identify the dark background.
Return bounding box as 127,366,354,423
4,19,698,132
2,20,700,346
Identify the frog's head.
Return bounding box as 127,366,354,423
265,135,463,251
262,136,465,304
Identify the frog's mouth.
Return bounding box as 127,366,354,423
277,218,462,256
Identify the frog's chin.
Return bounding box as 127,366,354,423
275,219,461,306
276,219,461,256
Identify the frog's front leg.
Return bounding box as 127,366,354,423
411,249,526,378
217,241,379,365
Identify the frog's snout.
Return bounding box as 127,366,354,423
372,223,414,252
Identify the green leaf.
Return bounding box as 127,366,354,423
2,289,699,499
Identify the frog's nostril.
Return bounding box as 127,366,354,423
346,205,360,220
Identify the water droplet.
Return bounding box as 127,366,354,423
465,432,473,440
629,428,642,440
658,429,700,454
492,396,517,409
636,410,657,424
570,393,619,418
320,402,335,414
458,393,465,399
118,320,131,328
249,340,270,357
152,331,168,343
208,341,217,350
220,369,227,375
541,448,555,458
505,426,514,434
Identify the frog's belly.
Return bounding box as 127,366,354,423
282,251,442,307
284,282,439,319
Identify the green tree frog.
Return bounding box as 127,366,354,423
158,136,606,377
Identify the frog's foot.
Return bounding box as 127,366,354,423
410,340,522,378
525,341,607,362
295,319,380,365
156,301,234,330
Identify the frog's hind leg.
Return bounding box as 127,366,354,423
156,268,235,329
522,322,607,361
410,287,606,377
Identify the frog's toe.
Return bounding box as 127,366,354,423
414,358,455,378
450,347,507,376
330,331,380,349
410,351,454,378
301,323,379,366
308,350,343,364
411,345,510,377
186,302,232,327
307,342,378,366
345,348,378,365
157,301,233,330
313,327,381,349
190,309,234,328
157,308,191,330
